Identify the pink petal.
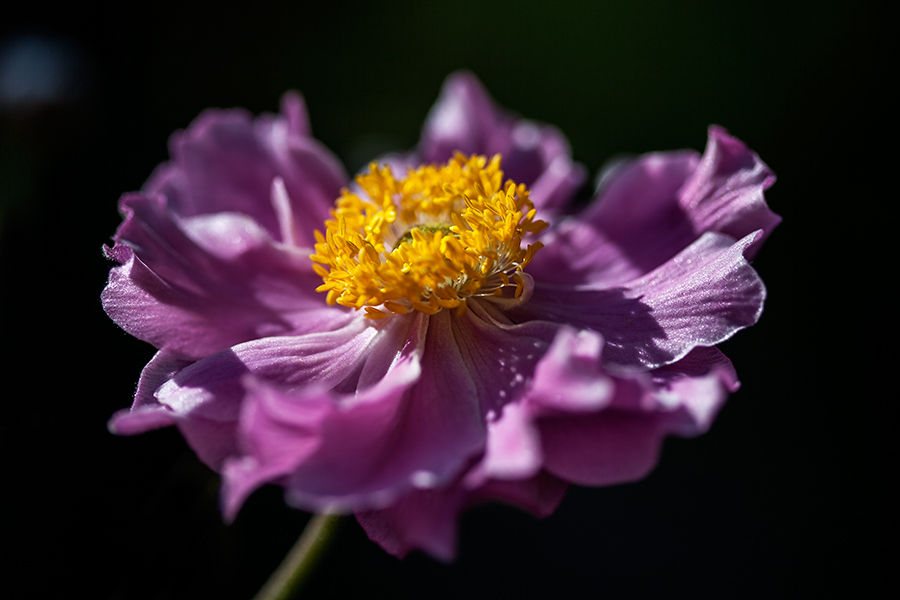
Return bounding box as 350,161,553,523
515,231,766,370
479,402,543,481
221,336,424,517
530,126,778,286
528,331,739,486
355,485,464,561
107,349,189,435
102,193,345,360
223,308,532,516
144,97,346,247
221,302,560,519
679,126,780,259
539,410,665,486
419,71,586,215
527,327,616,413
356,470,567,561
152,314,378,469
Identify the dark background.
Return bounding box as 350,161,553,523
1,1,883,598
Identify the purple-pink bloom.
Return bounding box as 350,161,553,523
103,71,779,561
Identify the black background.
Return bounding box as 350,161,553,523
1,1,884,598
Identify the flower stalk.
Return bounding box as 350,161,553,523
253,513,344,600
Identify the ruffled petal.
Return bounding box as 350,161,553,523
445,299,559,417
355,484,466,561
539,409,664,486
477,402,543,481
219,302,560,519
223,306,552,516
419,71,500,162
102,193,346,360
157,316,379,417
649,345,739,435
527,328,737,486
221,326,424,518
526,327,617,414
419,71,586,214
355,470,567,561
152,315,379,469
144,95,346,247
678,126,780,258
469,472,568,519
107,404,177,435
529,151,699,286
358,324,736,560
107,349,190,435
513,231,766,370
529,126,778,286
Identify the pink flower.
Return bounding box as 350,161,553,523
104,71,779,560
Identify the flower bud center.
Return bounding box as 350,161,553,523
311,153,546,318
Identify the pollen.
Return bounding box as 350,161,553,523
311,153,547,318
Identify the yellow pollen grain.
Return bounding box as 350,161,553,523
312,153,545,317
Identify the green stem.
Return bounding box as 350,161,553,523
252,513,344,600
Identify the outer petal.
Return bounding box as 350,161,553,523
513,231,767,370
529,126,778,286
477,402,544,481
355,484,464,561
528,328,737,486
678,126,781,258
221,328,424,518
650,345,739,435
539,410,665,486
276,306,555,510
102,193,346,360
144,94,347,247
355,470,567,561
216,301,561,520
446,299,558,417
419,71,586,214
538,365,736,486
526,328,617,414
357,326,736,561
108,349,190,435
150,314,381,469
219,305,552,517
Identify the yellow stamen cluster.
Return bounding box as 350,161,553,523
311,153,546,318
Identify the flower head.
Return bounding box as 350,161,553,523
104,71,779,560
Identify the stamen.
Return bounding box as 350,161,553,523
312,153,546,318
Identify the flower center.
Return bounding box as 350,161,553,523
311,153,547,318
